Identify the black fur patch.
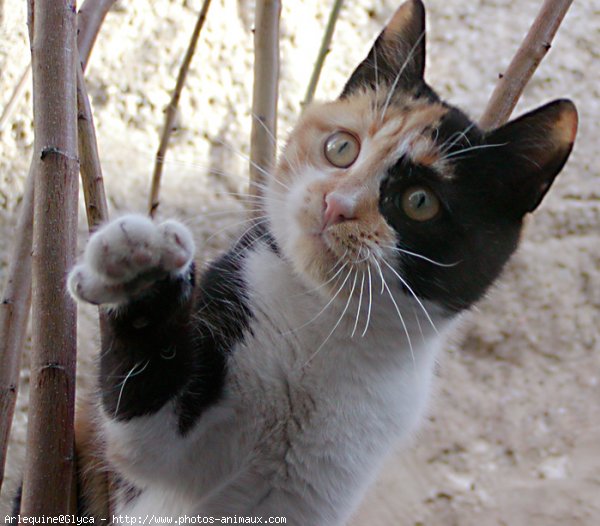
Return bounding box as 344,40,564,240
379,134,523,312
100,267,200,421
176,237,254,434
99,224,273,435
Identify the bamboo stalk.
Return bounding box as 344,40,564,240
21,0,80,515
148,0,213,218
479,0,574,129
250,0,281,198
302,0,345,107
0,0,118,496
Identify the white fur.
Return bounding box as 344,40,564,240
74,214,451,524
68,214,194,305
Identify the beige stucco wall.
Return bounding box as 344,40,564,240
1,1,599,523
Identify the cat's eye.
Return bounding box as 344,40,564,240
399,186,440,222
324,131,360,168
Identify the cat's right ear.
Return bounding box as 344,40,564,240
341,0,426,97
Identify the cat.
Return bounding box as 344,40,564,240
65,0,577,523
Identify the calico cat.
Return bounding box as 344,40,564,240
66,0,577,523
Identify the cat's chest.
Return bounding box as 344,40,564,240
220,324,440,514
230,246,443,418
224,246,444,450
230,332,438,436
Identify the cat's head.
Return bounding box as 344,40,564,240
266,0,577,313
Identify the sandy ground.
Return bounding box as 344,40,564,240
1,0,599,524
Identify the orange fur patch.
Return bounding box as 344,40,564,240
270,90,449,286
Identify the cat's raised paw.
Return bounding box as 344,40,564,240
67,214,195,306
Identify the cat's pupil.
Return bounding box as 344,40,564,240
413,192,426,208
324,131,360,168
399,186,440,222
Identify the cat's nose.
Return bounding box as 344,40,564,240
322,193,357,230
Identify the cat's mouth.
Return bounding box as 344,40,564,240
308,224,379,269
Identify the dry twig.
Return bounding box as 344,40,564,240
0,66,31,133
77,0,118,65
74,59,114,520
302,0,345,107
250,0,281,198
77,64,110,230
479,0,574,129
21,0,80,514
0,0,114,134
0,169,34,494
148,0,213,217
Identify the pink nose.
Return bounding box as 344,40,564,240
322,193,356,230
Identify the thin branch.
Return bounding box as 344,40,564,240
0,0,116,505
302,0,345,108
21,0,80,515
0,0,114,133
148,0,213,218
479,0,574,129
250,0,281,199
0,66,31,133
75,60,114,520
77,63,109,230
0,168,34,494
77,0,118,67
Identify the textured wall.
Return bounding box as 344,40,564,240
1,1,599,523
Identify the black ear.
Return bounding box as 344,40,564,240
341,0,426,97
485,99,578,214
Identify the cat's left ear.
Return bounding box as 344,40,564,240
485,99,578,214
341,0,426,97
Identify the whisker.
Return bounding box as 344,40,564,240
296,261,348,298
383,245,461,268
114,360,150,418
304,269,358,367
212,138,274,181
353,245,372,265
204,215,269,244
439,122,475,154
374,259,415,369
380,257,438,334
183,208,265,221
329,249,349,274
413,305,426,345
251,111,278,147
351,271,366,338
380,30,426,122
361,263,373,337
227,222,274,258
442,142,508,160
213,191,286,205
250,176,290,193
283,268,353,336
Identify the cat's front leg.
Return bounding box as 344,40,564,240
68,215,207,484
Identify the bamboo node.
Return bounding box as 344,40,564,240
40,147,79,162
40,362,66,372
